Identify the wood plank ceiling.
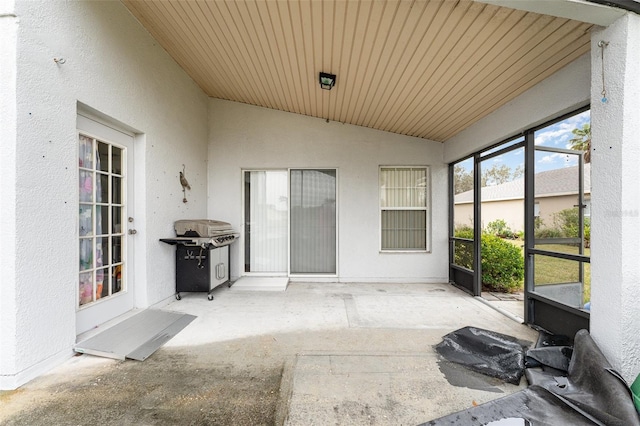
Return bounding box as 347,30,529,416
122,0,592,142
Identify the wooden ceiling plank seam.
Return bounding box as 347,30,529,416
225,0,282,110
340,0,379,124
429,19,588,137
404,7,526,137
356,0,431,129
345,0,396,126
335,0,364,123
401,7,523,137
232,0,283,111
243,0,292,111
355,1,402,127
436,31,591,139
128,1,222,99
437,40,591,141
415,13,565,136
296,0,318,118
365,0,442,129
178,0,249,101
275,0,306,115
398,8,539,135
180,1,239,99
368,0,457,131
209,1,276,108
432,27,590,139
261,0,302,113
397,4,506,135
251,1,298,113
271,0,305,114
176,1,243,100
342,0,387,125
332,0,357,122
328,0,345,122
319,0,331,119
323,0,338,121
286,0,312,116
379,0,478,134
441,42,591,141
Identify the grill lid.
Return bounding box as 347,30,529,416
174,219,234,237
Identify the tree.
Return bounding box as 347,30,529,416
454,163,524,194
482,164,523,187
569,123,591,163
454,164,474,194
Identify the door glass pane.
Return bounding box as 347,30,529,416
533,254,589,309
79,135,93,169
79,272,93,306
79,204,93,236
97,141,109,172
112,146,122,174
112,176,122,204
290,169,336,274
79,239,93,271
453,157,474,269
453,158,474,232
244,171,288,273
79,170,94,202
98,206,109,235
78,133,127,309
112,206,122,234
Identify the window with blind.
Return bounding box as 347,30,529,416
379,167,429,251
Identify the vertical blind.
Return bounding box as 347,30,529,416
247,171,288,272
290,170,336,274
380,167,428,250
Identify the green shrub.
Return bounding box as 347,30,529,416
535,227,563,239
485,219,516,239
453,229,524,292
454,227,474,269
479,234,524,292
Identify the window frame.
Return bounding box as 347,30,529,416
379,165,431,253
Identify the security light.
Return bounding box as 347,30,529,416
319,72,336,90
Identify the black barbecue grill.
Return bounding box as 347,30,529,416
160,220,239,300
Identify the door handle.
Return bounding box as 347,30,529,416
128,229,137,235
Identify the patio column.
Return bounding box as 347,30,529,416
590,12,640,383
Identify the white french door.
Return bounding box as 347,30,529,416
243,169,337,276
76,115,135,335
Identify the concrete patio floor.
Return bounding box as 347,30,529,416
0,282,538,425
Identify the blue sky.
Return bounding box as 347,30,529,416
458,109,590,175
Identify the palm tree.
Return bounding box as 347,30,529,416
569,123,591,163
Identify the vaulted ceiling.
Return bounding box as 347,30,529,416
122,0,593,142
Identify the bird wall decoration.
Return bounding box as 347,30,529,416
180,164,191,203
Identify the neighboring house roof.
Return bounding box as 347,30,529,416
455,164,591,204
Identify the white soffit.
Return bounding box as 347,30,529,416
476,0,626,26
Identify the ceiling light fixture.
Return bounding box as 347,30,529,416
319,72,336,90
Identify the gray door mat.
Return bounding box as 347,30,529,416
74,309,196,361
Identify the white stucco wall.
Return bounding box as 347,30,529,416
444,53,591,163
208,99,448,283
1,0,208,390
0,0,19,388
590,13,640,383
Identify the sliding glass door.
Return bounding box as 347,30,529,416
290,169,336,274
243,169,337,276
244,170,288,273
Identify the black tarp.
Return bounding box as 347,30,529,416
434,326,531,385
425,329,640,426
